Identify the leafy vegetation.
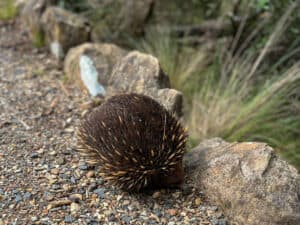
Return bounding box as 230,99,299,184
0,0,17,21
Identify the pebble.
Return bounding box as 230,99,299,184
70,176,76,184
40,217,50,223
123,200,130,206
64,215,73,223
122,215,132,223
152,191,161,199
56,157,65,165
167,209,177,216
211,218,227,225
79,164,88,170
93,188,105,198
30,152,39,158
70,202,80,214
69,194,83,202
210,206,218,211
51,184,60,190
31,216,38,222
195,197,202,206
15,194,22,203
24,192,31,199
88,183,97,192
86,171,95,178
50,168,59,175
116,195,123,201
0,219,3,225
49,150,57,156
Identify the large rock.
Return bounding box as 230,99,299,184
41,7,91,59
107,51,183,116
64,45,183,116
21,0,57,45
184,138,300,225
64,43,127,96
108,51,170,93
90,0,154,45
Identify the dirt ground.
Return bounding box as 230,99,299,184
0,19,227,225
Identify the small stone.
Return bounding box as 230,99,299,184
100,210,109,217
195,198,202,206
88,183,97,192
69,194,83,202
79,164,88,170
167,209,177,216
94,188,105,198
199,206,206,212
210,206,218,211
70,176,76,184
49,150,57,156
0,219,3,225
31,152,39,158
31,216,38,222
181,185,194,195
44,193,54,201
24,192,31,200
70,202,80,214
211,218,227,225
15,194,22,203
51,184,60,190
153,209,162,217
152,191,161,199
50,168,60,175
56,157,65,165
0,195,4,202
86,171,95,178
167,222,175,225
65,215,73,223
123,200,130,206
48,199,72,209
161,218,167,224
37,148,44,154
65,127,74,133
66,117,72,124
40,217,50,223
116,195,123,201
122,216,131,223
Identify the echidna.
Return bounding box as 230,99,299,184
77,93,187,192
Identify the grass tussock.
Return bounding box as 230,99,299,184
0,0,17,21
136,2,300,168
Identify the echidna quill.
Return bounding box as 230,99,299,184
77,93,187,192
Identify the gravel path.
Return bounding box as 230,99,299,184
0,20,228,225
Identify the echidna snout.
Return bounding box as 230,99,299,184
77,93,187,192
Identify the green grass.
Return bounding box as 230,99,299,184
135,2,300,169
132,27,210,103
0,0,17,21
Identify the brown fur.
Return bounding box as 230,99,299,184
77,93,187,192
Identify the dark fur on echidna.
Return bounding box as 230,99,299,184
77,93,187,192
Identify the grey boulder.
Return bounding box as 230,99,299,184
184,138,300,225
